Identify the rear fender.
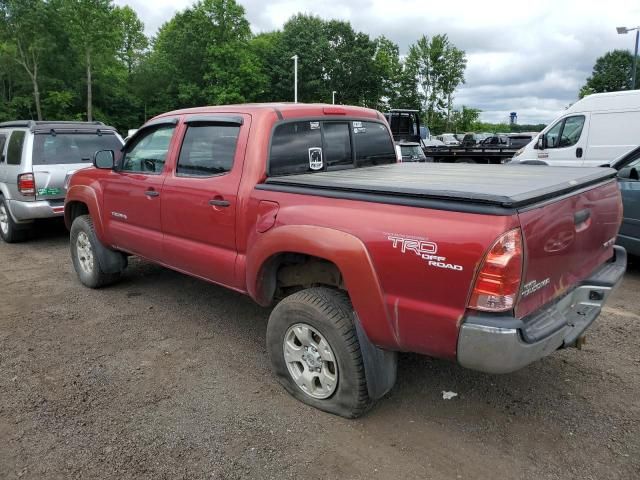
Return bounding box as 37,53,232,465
247,225,399,350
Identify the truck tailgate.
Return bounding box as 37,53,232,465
515,179,622,318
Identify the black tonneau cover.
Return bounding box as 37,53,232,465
262,163,617,210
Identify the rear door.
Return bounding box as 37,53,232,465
160,115,249,288
102,119,178,261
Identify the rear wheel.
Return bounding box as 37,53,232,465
0,197,29,243
70,215,123,288
266,287,371,418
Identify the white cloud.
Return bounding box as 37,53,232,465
114,0,640,124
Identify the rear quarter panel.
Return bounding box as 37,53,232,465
246,189,517,360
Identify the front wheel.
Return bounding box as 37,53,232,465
266,287,371,418
70,215,123,288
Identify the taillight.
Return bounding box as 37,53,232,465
468,228,523,312
17,173,36,196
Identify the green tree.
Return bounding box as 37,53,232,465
114,5,147,75
579,49,639,97
1,0,53,120
56,0,120,121
406,34,466,128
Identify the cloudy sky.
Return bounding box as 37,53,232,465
115,0,640,124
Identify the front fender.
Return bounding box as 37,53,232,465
247,225,400,350
65,185,107,244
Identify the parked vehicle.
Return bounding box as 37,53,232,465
384,109,426,144
423,142,520,164
461,133,489,147
512,90,640,166
436,133,460,145
65,103,626,418
507,133,535,149
612,146,640,256
0,121,123,243
397,142,428,162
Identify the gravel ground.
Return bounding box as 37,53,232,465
1,220,639,480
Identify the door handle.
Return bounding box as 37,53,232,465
576,147,583,158
145,189,160,197
209,199,230,207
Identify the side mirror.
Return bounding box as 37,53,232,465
94,150,115,169
536,134,547,150
618,166,639,180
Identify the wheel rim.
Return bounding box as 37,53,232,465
0,203,8,235
283,323,338,399
76,231,94,274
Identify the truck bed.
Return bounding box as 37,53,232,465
261,163,617,212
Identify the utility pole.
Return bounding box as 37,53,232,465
332,91,337,104
291,55,298,102
616,26,639,89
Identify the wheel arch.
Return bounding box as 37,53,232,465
247,225,399,350
64,185,107,242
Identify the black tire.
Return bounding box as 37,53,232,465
70,215,122,288
0,197,29,243
266,287,371,418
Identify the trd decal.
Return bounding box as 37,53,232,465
387,234,463,271
521,278,550,297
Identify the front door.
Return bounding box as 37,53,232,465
618,158,640,252
161,115,248,288
102,122,177,260
538,114,588,166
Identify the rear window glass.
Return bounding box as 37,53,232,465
269,120,394,176
353,122,397,167
33,133,122,165
177,124,240,176
7,130,26,165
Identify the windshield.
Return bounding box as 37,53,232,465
33,132,122,165
400,145,426,161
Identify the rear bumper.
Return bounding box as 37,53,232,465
457,246,627,374
8,199,65,223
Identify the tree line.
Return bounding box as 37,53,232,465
1,0,475,134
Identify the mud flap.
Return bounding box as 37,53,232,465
95,243,128,274
354,315,397,400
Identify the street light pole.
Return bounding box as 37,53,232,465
633,29,639,90
332,91,337,104
617,26,640,89
291,55,298,103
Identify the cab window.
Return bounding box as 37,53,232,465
121,125,175,174
176,124,240,177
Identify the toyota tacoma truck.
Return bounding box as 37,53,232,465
64,103,626,418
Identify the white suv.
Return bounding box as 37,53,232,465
0,121,123,242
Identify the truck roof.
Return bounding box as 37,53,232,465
154,103,384,122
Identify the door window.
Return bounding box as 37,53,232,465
176,124,240,177
559,116,585,147
545,116,585,149
6,130,26,165
121,125,175,174
0,134,6,162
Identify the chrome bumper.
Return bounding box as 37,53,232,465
457,246,627,374
8,199,65,222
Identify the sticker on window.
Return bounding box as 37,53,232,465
308,147,323,170
353,121,362,128
310,121,320,130
353,127,366,134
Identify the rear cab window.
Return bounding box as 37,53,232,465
33,133,122,165
269,120,395,176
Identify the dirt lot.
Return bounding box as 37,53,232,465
1,221,639,480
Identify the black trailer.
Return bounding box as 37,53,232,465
423,145,519,164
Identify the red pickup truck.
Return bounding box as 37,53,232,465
65,103,626,418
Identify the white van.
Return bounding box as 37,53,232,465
511,90,640,166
